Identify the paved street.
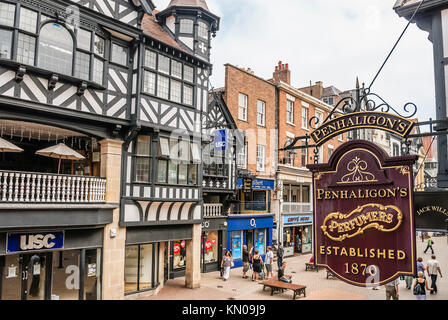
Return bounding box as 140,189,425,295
148,236,448,300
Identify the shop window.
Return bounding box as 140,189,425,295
203,231,218,263
124,243,159,294
230,231,243,260
38,23,73,75
255,229,266,255
51,250,80,300
302,185,310,203
84,249,101,300
173,240,187,269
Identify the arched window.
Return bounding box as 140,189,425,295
38,23,73,75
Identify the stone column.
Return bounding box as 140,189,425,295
99,139,126,300
185,224,201,289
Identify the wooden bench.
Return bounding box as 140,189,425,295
326,270,337,279
305,262,320,272
260,280,306,300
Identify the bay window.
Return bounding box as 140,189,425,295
0,4,107,84
111,43,127,66
143,48,195,106
180,19,194,34
198,21,209,40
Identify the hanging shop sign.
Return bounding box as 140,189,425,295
237,178,275,191
214,129,227,151
310,112,414,147
307,140,417,287
414,191,448,232
7,231,64,253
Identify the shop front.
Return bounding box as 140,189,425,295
0,228,103,300
201,217,227,273
227,214,274,268
282,214,313,257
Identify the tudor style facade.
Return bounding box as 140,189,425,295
0,0,220,300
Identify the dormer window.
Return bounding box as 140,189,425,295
198,21,208,39
38,23,74,75
180,19,193,34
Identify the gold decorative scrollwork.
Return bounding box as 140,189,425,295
338,156,377,184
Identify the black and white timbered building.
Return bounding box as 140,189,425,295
0,0,220,299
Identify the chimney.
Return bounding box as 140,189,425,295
273,60,291,85
315,81,323,99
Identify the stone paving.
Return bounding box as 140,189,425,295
147,235,448,300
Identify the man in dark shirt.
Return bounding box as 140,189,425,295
277,242,284,268
278,261,292,283
242,245,249,279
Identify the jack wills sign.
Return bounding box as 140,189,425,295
307,140,417,287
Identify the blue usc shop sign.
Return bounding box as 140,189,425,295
7,231,64,253
214,129,227,150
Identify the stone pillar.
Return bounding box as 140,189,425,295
99,139,126,300
185,224,201,289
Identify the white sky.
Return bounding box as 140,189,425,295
154,0,436,127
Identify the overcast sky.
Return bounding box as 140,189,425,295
154,0,436,128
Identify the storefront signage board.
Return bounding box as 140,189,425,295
310,112,414,147
414,191,448,231
307,140,417,287
7,231,64,253
214,129,227,150
237,178,275,191
283,214,313,226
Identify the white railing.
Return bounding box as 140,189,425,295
203,203,223,217
0,170,106,203
282,202,312,214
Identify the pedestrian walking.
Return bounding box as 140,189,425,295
242,245,250,279
426,254,443,294
417,257,426,274
252,249,262,281
220,250,233,281
413,271,433,300
277,242,284,269
424,236,434,254
265,246,274,280
405,275,413,289
384,277,400,300
278,261,292,283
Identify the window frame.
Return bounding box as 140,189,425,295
124,243,159,295
257,100,266,127
133,135,152,183
301,106,309,130
238,93,248,121
256,144,266,172
286,100,294,125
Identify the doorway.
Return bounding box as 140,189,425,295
246,230,254,255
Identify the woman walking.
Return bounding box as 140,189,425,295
252,249,262,281
221,251,233,281
413,271,433,300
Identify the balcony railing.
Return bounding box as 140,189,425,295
203,203,224,217
203,165,229,177
229,202,269,214
0,170,106,203
282,202,312,214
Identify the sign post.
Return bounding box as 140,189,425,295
307,140,417,287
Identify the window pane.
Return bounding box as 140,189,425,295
159,137,170,156
135,157,150,182
19,7,37,33
171,60,182,78
170,80,181,103
136,135,151,156
94,35,105,57
144,49,156,69
111,43,127,66
191,143,201,162
139,244,154,290
38,23,73,75
198,21,208,39
75,51,90,80
188,164,197,185
168,161,178,184
0,3,15,27
183,84,193,105
17,33,35,65
143,71,156,95
51,250,80,300
77,28,91,51
184,65,194,83
157,160,167,183
84,249,101,300
179,140,190,161
157,75,169,99
124,245,138,293
179,164,188,184
158,54,170,74
180,19,193,34
93,57,104,84
0,30,13,59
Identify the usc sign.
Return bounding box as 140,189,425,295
307,140,417,287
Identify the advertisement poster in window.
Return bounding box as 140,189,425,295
231,233,242,260
255,230,265,255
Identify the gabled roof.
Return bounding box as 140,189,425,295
322,86,341,97
167,0,209,11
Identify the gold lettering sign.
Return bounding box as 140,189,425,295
321,204,403,242
310,112,414,147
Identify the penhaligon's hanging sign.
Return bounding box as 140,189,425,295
307,140,417,287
